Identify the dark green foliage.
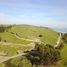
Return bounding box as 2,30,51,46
6,25,12,29
36,42,61,65
0,25,5,32
62,33,67,43
39,34,43,37
4,40,7,42
0,25,12,33
26,42,61,66
25,50,41,67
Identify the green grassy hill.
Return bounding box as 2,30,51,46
0,25,59,45
0,24,60,57
0,24,67,67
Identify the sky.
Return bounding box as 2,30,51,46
0,0,67,28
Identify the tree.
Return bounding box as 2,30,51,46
25,50,41,67
39,34,43,37
0,25,13,33
6,25,12,29
0,25,5,32
37,43,61,66
26,42,61,67
62,33,67,43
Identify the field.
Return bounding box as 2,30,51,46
0,25,67,67
8,25,59,45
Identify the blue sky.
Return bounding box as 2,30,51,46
0,0,67,28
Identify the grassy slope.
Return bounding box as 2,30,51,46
0,25,59,56
0,31,31,44
0,25,67,67
60,44,67,67
9,25,59,45
0,25,59,45
0,45,32,56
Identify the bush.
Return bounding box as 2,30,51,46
39,34,43,37
62,33,67,43
4,40,7,42
36,43,61,65
26,42,61,66
0,25,13,33
0,25,5,32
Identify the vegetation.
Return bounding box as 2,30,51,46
4,57,31,67
62,33,67,43
25,42,61,67
61,44,67,67
0,25,59,44
0,24,67,67
38,34,43,37
0,31,31,44
0,25,12,33
0,45,32,56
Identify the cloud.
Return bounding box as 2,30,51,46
0,12,8,17
0,12,67,28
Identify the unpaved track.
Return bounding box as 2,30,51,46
0,42,35,63
9,32,40,42
0,33,40,63
14,33,40,42
54,33,63,48
0,42,35,47
0,47,33,63
0,33,62,63
0,53,25,63
0,33,63,63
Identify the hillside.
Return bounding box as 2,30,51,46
0,25,67,67
0,25,59,45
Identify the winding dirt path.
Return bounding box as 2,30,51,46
0,33,41,63
54,33,63,48
14,33,40,42
0,47,34,64
0,53,26,63
0,32,63,63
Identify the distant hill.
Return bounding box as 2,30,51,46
54,28,67,33
0,24,59,45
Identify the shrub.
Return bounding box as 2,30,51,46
26,42,61,67
39,34,43,37
62,33,67,43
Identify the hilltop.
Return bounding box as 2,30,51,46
0,24,59,45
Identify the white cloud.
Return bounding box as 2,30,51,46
0,12,67,28
0,12,8,17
